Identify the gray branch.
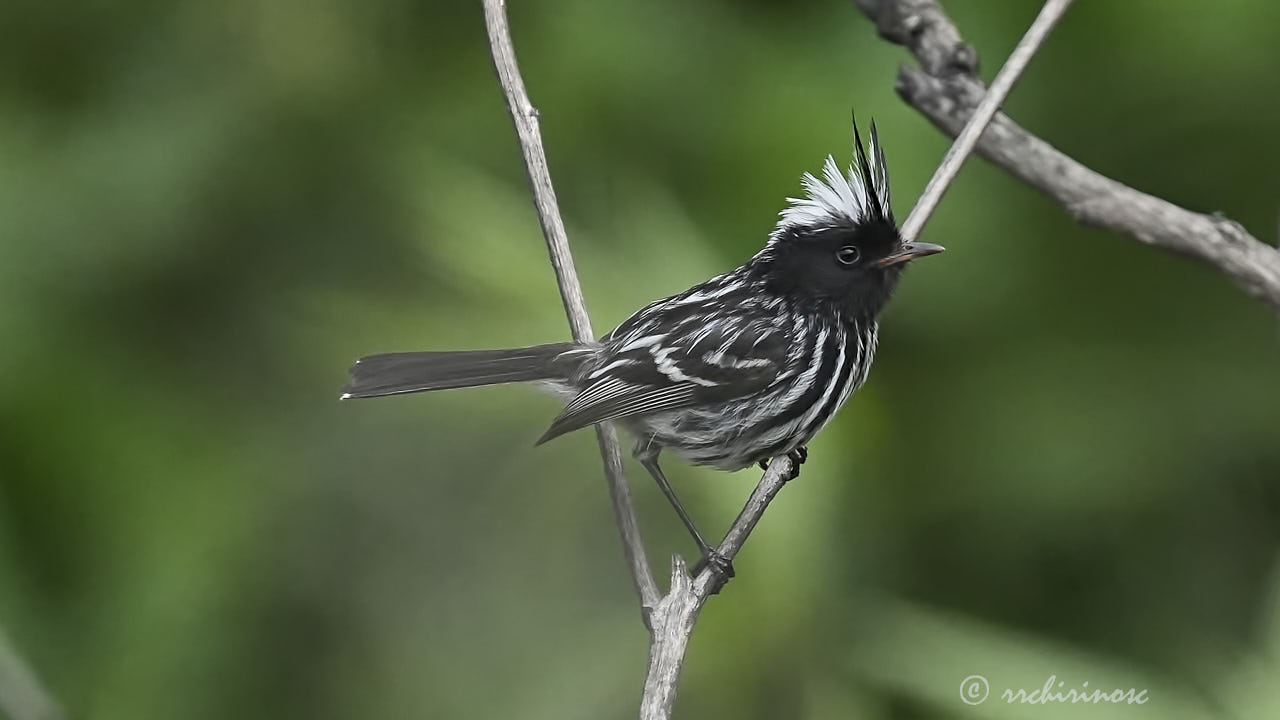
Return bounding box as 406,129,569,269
0,626,68,720
899,0,1074,243
639,457,795,719
483,0,1077,718
637,2,1079,714
481,2,802,715
482,0,660,611
854,0,1280,312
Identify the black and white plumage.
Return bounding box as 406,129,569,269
343,121,942,572
540,270,879,471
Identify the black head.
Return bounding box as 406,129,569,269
749,121,943,318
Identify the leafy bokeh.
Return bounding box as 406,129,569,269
1,1,1278,718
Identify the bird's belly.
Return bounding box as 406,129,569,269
627,402,814,472
626,363,872,471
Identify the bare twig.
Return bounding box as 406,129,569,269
482,0,660,611
483,0,1076,717
900,0,1075,243
856,0,1280,311
639,458,794,720
481,2,800,710
0,626,68,720
637,4,1075,715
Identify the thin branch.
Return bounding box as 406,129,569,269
637,1,1077,714
0,626,68,720
702,459,795,572
899,0,1075,243
482,1,797,713
482,0,660,611
639,458,794,720
856,0,1280,312
485,0,1079,717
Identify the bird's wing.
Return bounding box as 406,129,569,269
536,310,792,444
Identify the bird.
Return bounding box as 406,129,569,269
342,120,943,579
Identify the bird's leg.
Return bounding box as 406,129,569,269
634,441,734,583
757,445,807,482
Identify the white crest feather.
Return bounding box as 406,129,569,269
771,124,891,239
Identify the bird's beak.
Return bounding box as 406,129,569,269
876,241,946,267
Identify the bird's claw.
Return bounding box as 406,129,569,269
758,446,806,481
691,548,735,594
779,446,807,481
789,446,808,465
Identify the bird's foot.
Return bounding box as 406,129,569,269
790,446,808,465
760,447,807,480
752,445,803,479
691,547,735,594
782,446,807,481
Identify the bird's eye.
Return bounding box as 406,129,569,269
836,246,861,265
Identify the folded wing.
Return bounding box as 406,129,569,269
536,312,791,444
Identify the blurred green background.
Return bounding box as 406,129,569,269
2,0,1279,718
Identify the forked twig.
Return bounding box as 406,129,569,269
636,2,1075,716
899,0,1075,243
480,0,1074,717
857,0,1280,311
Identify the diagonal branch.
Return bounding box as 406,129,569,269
480,1,806,713
482,0,660,611
639,457,794,720
482,0,1078,717
899,0,1074,243
0,625,68,720
638,3,1076,717
854,0,1280,312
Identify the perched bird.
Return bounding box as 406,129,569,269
343,121,942,578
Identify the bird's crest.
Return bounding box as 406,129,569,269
772,120,893,238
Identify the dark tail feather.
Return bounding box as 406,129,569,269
341,342,583,399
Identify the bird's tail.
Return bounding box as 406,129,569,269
341,342,585,399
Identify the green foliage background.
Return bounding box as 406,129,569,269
2,1,1279,718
